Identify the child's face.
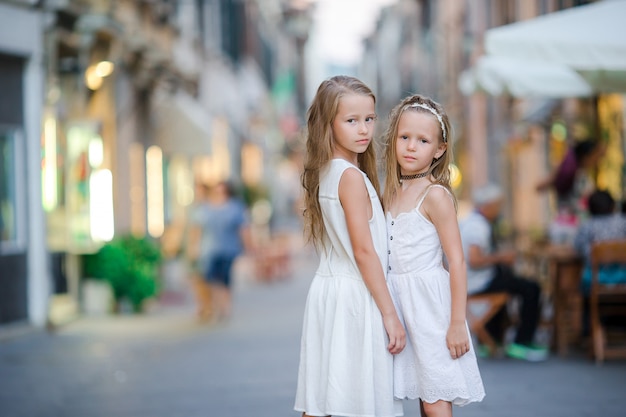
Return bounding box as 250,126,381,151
331,93,376,161
395,111,446,174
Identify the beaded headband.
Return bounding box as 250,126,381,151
404,103,447,143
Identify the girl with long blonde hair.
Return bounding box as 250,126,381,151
295,75,405,417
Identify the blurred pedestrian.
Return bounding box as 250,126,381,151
536,138,604,243
294,75,405,417
382,94,485,416
536,138,603,206
200,181,252,321
460,183,548,361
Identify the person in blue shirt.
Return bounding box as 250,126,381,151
574,189,626,282
191,181,252,321
573,189,626,335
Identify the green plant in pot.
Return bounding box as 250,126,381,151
83,235,161,313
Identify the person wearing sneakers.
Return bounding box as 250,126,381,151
459,183,548,361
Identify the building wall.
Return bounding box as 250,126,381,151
0,2,49,326
0,0,310,326
359,0,601,236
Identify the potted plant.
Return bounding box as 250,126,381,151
82,234,161,313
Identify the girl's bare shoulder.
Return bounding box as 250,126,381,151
427,184,454,200
423,184,455,213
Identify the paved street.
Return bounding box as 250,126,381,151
1,248,626,417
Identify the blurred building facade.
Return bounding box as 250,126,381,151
0,0,309,328
0,0,49,327
360,0,623,245
6,0,621,330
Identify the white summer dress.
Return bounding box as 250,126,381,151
387,184,485,405
295,159,402,417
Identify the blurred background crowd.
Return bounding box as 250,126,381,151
0,0,624,343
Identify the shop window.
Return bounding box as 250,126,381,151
0,128,25,252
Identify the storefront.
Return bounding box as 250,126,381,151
596,94,625,201
42,16,119,324
0,3,49,327
463,1,626,244
0,65,29,323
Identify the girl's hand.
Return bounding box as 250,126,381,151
383,314,406,355
446,321,470,359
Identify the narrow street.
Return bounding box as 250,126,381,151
1,248,626,417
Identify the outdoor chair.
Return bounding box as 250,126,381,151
590,239,626,364
467,292,510,356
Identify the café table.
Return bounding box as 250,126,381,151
524,244,584,357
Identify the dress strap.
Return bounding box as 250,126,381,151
416,184,452,211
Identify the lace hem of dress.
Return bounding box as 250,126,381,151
395,390,484,407
394,365,486,407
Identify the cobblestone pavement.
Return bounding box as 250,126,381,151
1,248,625,417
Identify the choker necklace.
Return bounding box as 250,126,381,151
400,171,429,183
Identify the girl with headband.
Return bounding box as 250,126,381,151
382,94,485,416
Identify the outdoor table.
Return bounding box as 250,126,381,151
524,244,584,357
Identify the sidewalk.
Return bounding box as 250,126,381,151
1,246,625,417
0,320,40,343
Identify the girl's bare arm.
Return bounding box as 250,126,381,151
425,186,470,359
339,168,406,354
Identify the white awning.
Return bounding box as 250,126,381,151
484,0,626,92
485,0,626,70
459,55,593,98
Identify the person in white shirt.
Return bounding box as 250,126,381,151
460,183,547,361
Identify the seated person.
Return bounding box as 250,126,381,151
573,189,626,294
460,183,547,361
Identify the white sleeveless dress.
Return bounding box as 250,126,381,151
387,185,485,405
295,159,403,417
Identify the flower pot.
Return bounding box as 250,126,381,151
81,279,113,316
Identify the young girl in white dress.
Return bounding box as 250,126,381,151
294,75,406,417
382,94,485,416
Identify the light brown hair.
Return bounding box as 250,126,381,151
382,94,456,209
301,75,380,249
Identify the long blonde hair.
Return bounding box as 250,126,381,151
382,94,456,209
301,75,380,249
